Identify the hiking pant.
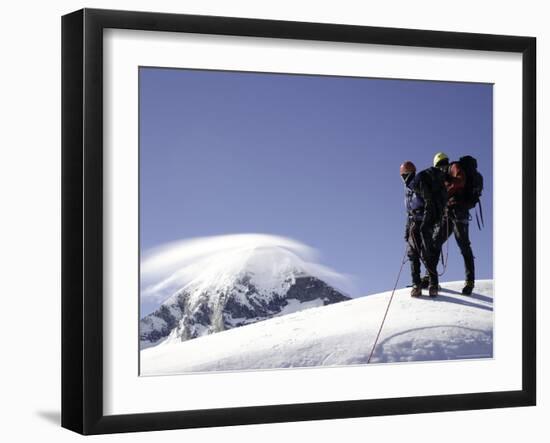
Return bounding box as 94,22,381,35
436,206,475,282
406,219,439,287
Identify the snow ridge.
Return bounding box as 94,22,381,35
141,280,494,375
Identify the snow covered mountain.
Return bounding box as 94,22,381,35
140,280,493,375
140,245,350,349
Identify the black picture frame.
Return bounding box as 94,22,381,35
61,8,536,435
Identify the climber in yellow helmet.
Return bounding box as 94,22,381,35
431,151,480,295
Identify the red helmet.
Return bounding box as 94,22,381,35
400,161,416,175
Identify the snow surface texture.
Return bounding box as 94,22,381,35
140,280,493,375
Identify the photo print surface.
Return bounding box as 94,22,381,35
138,67,493,376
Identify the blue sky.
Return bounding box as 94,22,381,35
140,67,493,314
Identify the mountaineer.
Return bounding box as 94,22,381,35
401,161,447,297
432,152,484,295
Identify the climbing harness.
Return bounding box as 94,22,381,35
410,214,450,278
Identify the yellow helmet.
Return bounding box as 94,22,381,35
433,152,449,167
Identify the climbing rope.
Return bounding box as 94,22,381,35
367,211,453,364
367,248,408,364
367,214,450,364
440,214,450,275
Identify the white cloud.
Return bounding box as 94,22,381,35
141,233,354,302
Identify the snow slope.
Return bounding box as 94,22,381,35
140,280,493,375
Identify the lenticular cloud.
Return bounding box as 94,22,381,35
141,233,352,302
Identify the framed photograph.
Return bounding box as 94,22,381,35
61,8,536,435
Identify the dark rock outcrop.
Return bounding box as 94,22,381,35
140,273,350,348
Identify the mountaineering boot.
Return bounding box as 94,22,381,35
410,285,422,297
428,285,438,297
462,280,475,295
420,275,430,289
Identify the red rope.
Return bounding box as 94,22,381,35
367,249,408,364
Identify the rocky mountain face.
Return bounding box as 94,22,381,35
140,272,350,349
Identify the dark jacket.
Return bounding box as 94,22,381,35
404,167,447,243
404,173,425,221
